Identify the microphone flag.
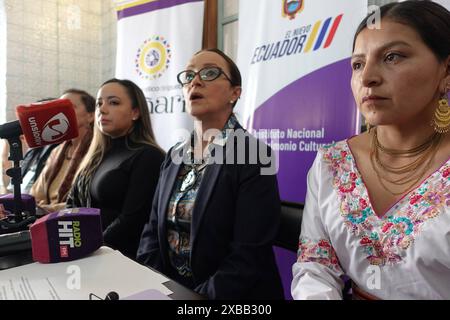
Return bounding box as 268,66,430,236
16,99,79,148
30,208,103,263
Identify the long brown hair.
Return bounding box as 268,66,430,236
76,78,163,180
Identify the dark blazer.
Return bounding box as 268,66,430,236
137,125,284,299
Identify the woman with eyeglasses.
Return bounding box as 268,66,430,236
67,79,165,259
137,48,284,300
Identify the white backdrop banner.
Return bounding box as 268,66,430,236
237,0,368,203
115,0,204,150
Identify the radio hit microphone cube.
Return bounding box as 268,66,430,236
30,208,103,263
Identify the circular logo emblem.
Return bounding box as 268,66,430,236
135,36,171,80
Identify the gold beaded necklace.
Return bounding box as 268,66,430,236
370,127,443,196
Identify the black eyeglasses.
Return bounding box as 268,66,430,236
177,67,233,86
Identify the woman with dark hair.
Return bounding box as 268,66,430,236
67,79,165,259
292,1,450,300
137,48,283,299
31,89,95,213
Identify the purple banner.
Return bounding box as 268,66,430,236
117,0,202,20
251,58,359,203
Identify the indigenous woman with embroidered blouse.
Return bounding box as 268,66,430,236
137,49,283,299
291,1,450,300
67,79,165,259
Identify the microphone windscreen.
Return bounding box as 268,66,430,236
30,208,103,263
0,120,22,139
0,194,36,217
16,99,79,148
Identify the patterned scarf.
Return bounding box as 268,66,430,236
43,128,93,203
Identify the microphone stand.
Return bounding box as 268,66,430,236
0,136,36,234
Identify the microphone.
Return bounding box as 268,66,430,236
0,194,36,253
13,98,79,148
29,208,103,263
0,193,36,217
0,99,79,233
105,292,120,300
89,291,120,300
0,121,23,140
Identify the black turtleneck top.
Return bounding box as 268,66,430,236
68,136,165,259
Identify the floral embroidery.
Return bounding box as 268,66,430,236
297,237,342,274
323,141,450,266
443,167,450,178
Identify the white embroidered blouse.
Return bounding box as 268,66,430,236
291,140,450,300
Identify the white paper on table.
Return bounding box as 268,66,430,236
0,246,172,300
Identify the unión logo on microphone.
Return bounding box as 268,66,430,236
42,112,70,142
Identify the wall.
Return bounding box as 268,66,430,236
0,0,6,123
2,0,116,122
101,0,116,87
0,0,117,190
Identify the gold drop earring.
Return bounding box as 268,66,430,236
432,91,450,133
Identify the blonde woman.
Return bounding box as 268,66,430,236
67,79,165,259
